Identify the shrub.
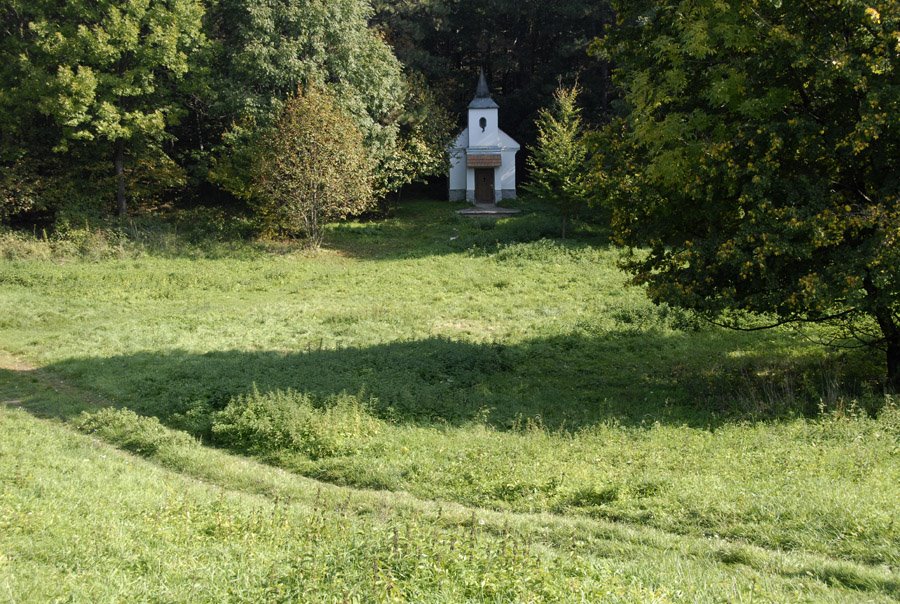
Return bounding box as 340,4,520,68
0,225,129,261
0,230,53,261
211,388,382,460
493,239,578,264
253,85,374,248
0,160,43,224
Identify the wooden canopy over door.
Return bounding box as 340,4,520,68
475,168,494,203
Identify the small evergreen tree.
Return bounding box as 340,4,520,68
254,85,373,248
525,85,590,238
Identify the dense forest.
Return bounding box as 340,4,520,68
0,0,610,226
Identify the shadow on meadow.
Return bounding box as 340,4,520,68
0,198,607,263
10,330,874,435
325,200,609,261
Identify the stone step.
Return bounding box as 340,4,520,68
457,204,522,216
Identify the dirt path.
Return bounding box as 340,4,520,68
0,350,35,372
0,350,114,411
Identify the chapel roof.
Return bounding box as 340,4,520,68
468,69,500,109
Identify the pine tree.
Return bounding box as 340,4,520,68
526,85,590,238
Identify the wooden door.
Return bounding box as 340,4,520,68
475,169,494,203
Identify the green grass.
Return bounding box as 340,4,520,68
1,200,898,601
2,388,898,602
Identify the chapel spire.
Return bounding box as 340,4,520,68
469,69,499,109
475,69,491,98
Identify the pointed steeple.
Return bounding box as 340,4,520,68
469,69,499,109
475,69,491,98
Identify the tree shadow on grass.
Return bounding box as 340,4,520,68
324,200,609,261
8,329,876,434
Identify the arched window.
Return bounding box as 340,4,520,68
479,117,487,132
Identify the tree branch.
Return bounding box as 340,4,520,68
702,308,857,332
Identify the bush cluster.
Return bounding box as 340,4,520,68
211,388,383,460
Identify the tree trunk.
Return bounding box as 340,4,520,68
599,10,611,117
115,140,127,217
873,306,899,392
561,214,568,240
887,332,900,393
864,277,899,391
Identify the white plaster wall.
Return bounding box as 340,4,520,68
467,108,499,148
499,150,517,190
449,147,467,192
499,130,520,151
451,129,469,152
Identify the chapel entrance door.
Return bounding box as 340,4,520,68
475,168,495,203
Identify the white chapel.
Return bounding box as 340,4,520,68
449,71,520,204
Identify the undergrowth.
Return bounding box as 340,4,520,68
211,388,382,460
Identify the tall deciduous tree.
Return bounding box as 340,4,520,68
526,85,590,238
202,0,447,204
9,0,205,216
253,85,373,248
597,0,900,388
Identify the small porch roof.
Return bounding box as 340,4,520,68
467,154,502,168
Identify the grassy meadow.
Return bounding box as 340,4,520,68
1,200,898,602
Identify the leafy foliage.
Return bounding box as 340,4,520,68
373,73,456,210
0,161,43,224
0,0,451,224
253,85,373,247
1,0,206,215
525,85,591,237
597,0,900,387
372,0,615,145
211,388,382,460
202,0,448,204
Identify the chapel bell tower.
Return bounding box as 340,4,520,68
467,71,500,149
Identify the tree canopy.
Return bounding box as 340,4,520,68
597,0,900,388
1,0,206,216
0,0,453,219
1,0,619,222
203,0,401,199
372,0,614,142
